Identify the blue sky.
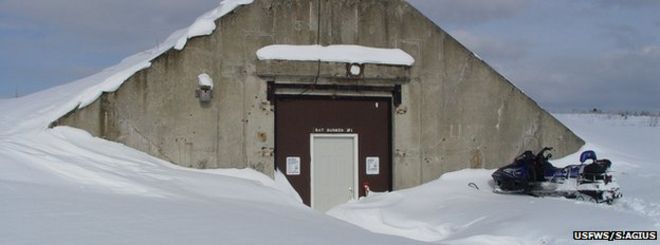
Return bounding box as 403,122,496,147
1,0,658,112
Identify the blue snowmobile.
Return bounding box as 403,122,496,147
492,147,622,204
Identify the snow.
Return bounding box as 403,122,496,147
0,126,419,244
174,0,254,50
197,73,214,89
256,45,415,66
328,113,660,244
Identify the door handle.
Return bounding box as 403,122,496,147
348,186,354,200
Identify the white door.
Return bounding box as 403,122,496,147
311,134,358,212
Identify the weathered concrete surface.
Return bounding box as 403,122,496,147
256,60,411,81
56,0,584,190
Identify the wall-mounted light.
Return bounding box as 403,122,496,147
347,63,364,78
195,73,214,103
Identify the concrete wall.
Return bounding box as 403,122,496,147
55,0,584,189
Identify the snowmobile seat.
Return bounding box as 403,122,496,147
582,159,611,182
584,159,611,174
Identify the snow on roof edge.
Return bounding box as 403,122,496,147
256,45,415,66
4,0,430,134
75,0,253,109
0,0,253,135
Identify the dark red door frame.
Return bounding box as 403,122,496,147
274,95,393,206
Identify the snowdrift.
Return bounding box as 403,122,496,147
329,114,660,244
0,126,421,244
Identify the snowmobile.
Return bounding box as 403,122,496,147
491,147,622,204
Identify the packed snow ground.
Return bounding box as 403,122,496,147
0,107,420,244
329,114,660,244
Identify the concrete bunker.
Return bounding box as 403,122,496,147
53,0,584,211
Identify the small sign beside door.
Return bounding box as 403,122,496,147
366,157,380,175
286,157,301,175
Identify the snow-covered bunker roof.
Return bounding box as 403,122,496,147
72,0,254,109
1,0,257,134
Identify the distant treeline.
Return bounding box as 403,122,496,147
554,108,660,117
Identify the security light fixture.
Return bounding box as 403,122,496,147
347,63,364,78
195,73,214,103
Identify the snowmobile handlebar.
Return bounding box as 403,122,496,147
537,147,553,160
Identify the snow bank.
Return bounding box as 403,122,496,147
0,126,421,244
329,113,660,244
256,45,415,66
